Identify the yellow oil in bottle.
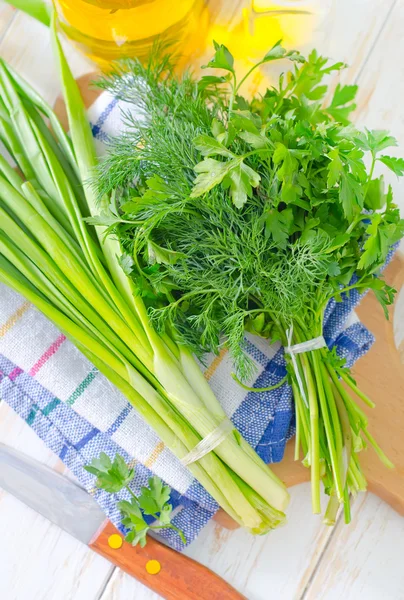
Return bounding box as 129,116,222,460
53,0,210,69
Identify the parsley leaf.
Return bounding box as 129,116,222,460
85,453,185,547
358,214,382,270
378,155,404,176
339,172,363,220
147,241,185,265
366,278,396,319
356,129,398,156
193,134,234,158
364,176,386,211
190,158,231,197
224,161,261,208
203,41,234,73
119,499,150,548
331,83,358,107
327,148,343,187
84,452,135,493
265,208,294,248
138,475,171,515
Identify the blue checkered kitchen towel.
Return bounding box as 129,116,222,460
0,92,374,550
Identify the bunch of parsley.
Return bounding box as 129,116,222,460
94,41,404,523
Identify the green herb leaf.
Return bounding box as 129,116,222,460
85,455,184,547
356,129,398,156
119,498,150,547
224,161,261,208
263,40,286,61
378,155,404,176
198,74,230,92
327,261,341,276
262,40,303,63
119,253,135,276
147,241,186,265
364,176,386,211
367,278,396,319
138,475,171,515
190,158,231,197
84,452,135,493
339,172,363,220
238,131,269,149
327,148,343,187
331,83,358,107
358,214,382,270
203,41,234,72
265,208,293,248
193,134,234,158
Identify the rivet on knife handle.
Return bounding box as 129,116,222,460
90,520,247,600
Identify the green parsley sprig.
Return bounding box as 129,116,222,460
85,453,186,547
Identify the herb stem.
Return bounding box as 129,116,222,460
235,61,265,95
311,350,344,501
125,485,138,502
231,373,287,393
227,71,237,121
338,371,375,408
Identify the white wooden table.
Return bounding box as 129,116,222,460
1,1,404,598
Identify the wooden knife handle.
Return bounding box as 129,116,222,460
89,520,246,600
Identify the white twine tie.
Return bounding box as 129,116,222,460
180,418,234,466
285,325,327,408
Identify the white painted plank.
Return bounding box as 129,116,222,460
0,487,114,600
303,493,404,600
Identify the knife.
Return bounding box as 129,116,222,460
0,443,246,600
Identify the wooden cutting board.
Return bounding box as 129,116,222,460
55,74,404,529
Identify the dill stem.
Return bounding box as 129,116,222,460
294,387,301,461
231,373,287,393
343,485,351,524
327,373,354,494
339,371,375,408
311,351,344,501
362,429,395,469
320,359,344,486
288,323,320,511
297,350,321,513
324,490,339,525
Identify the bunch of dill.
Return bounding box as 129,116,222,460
93,41,404,522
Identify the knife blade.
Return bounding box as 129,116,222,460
0,443,246,600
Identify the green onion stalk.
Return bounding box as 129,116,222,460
0,16,289,535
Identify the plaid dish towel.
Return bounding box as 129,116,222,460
0,93,375,550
